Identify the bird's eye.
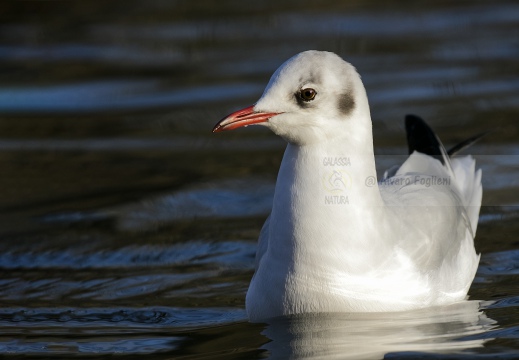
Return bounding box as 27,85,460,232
299,88,317,102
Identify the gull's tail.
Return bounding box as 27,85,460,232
405,114,485,235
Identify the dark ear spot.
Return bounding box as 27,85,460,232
338,93,355,116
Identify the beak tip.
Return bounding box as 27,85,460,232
213,105,276,134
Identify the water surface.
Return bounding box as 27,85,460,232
1,1,518,358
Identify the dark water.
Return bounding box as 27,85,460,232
1,1,519,358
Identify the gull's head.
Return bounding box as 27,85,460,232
213,50,371,145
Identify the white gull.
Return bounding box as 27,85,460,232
213,50,482,322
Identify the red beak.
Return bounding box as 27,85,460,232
212,105,281,133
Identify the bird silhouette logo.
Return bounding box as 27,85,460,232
322,169,351,194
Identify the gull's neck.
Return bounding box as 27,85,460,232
266,124,387,273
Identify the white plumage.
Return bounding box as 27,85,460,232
213,50,482,322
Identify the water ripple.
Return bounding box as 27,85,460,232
0,81,263,113
0,307,245,328
0,241,255,270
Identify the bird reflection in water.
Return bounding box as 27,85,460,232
261,301,495,360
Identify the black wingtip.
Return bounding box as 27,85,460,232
405,114,444,164
405,114,492,162
447,129,494,156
